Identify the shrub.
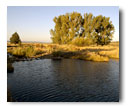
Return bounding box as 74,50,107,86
34,48,44,55
11,46,44,58
85,52,109,61
71,37,94,46
71,37,86,46
12,47,25,57
25,46,36,57
52,51,63,57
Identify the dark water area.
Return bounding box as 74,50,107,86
7,59,119,102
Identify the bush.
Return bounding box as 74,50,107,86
11,46,44,58
52,51,63,57
25,46,36,57
12,47,25,57
71,37,94,46
85,52,109,61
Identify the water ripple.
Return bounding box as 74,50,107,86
8,59,119,102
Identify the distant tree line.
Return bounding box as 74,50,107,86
50,12,115,46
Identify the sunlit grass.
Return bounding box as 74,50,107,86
9,46,44,58
7,42,119,62
99,48,119,59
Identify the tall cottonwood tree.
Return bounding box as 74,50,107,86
92,15,114,45
82,13,94,45
50,12,114,46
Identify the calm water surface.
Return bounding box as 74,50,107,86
8,59,119,102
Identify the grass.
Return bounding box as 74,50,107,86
99,48,119,59
7,42,119,62
8,46,44,58
72,52,109,62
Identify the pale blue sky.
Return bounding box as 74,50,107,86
7,6,119,42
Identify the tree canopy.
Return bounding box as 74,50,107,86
50,12,114,46
10,32,21,44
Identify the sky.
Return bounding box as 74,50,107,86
7,6,119,42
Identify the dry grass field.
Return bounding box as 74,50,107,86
7,42,119,62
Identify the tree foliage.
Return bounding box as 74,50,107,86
50,12,114,46
10,32,21,44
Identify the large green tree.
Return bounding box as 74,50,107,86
50,12,115,46
92,15,114,45
10,32,21,44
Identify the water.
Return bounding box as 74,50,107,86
7,59,119,102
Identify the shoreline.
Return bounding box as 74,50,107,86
7,42,119,63
8,53,119,62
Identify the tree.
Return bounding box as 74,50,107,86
92,15,114,45
10,32,21,44
50,12,83,44
50,12,115,46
